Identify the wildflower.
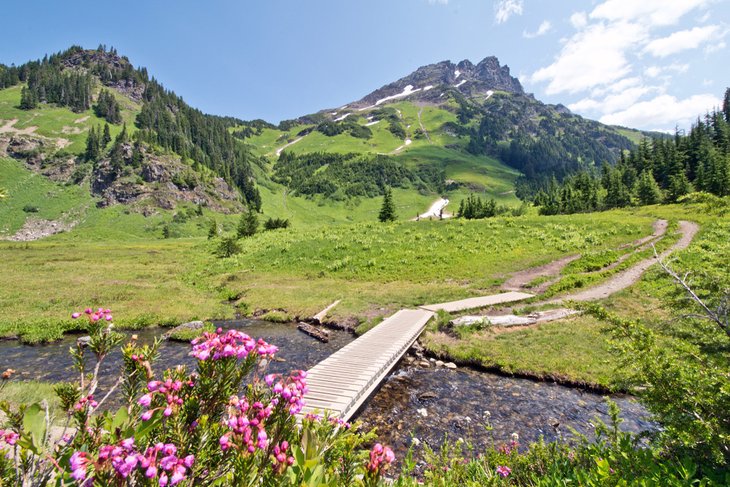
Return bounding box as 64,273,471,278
496,465,511,478
70,451,92,481
0,429,19,447
367,443,395,474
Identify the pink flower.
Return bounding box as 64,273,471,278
70,451,90,481
138,393,152,407
141,410,153,421
496,465,512,478
367,443,395,474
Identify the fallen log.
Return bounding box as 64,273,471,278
297,322,330,343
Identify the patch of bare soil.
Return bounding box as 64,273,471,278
0,119,38,135
4,218,78,241
502,254,580,293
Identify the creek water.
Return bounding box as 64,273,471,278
0,321,653,462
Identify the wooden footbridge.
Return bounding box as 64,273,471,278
300,292,533,421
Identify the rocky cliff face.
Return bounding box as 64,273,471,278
91,144,242,213
353,56,524,109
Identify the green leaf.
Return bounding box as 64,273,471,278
22,402,47,453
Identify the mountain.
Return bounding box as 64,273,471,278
0,47,654,235
243,56,646,209
0,46,259,217
351,57,524,109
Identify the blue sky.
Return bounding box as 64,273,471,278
1,0,728,131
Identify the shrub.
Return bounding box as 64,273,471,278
0,307,395,486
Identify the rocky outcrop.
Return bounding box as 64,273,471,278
90,144,243,213
352,55,524,109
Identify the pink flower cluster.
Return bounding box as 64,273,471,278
73,394,98,412
139,379,185,420
0,429,19,447
271,441,294,470
190,328,278,361
496,465,512,477
265,370,308,415
71,308,113,322
367,443,395,474
70,439,193,486
219,395,274,453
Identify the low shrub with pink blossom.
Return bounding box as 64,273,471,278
0,308,393,486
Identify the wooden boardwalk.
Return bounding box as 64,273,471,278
301,309,434,420
420,291,533,313
301,291,534,421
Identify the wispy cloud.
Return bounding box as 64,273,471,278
523,20,552,39
529,0,721,130
644,25,721,57
494,0,523,24
427,0,449,4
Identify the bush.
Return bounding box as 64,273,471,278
0,308,396,486
22,205,39,213
264,217,290,231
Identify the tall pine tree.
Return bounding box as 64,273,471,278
378,187,397,222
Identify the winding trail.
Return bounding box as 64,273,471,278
543,221,699,304
417,107,432,144
275,136,304,156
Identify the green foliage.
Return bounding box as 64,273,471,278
636,169,663,205
263,217,290,231
456,194,512,219
532,88,730,214
274,151,440,200
93,89,122,124
216,235,242,258
237,208,259,238
378,187,396,222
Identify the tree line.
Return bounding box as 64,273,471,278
2,45,262,211
273,151,443,200
529,88,730,215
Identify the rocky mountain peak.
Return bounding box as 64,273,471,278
352,55,523,109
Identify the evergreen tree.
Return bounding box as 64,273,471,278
207,219,219,240
635,170,663,205
101,123,111,148
19,86,37,109
378,187,397,222
85,126,101,161
237,208,258,238
666,172,693,202
723,88,730,124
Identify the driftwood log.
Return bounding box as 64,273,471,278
297,322,330,343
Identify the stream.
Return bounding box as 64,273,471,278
0,321,653,462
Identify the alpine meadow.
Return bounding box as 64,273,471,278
0,1,729,485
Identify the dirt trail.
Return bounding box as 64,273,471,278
543,220,699,304
502,254,580,293
417,107,432,144
502,219,669,294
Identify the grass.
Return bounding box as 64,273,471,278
420,204,721,390
0,84,139,154
0,157,92,235
0,381,60,413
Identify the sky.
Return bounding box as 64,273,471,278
1,0,728,132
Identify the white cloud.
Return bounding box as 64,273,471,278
494,0,523,24
644,63,689,78
531,21,646,95
570,12,587,29
427,0,449,4
523,20,552,39
644,25,720,57
599,93,721,129
589,0,711,27
571,85,655,114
